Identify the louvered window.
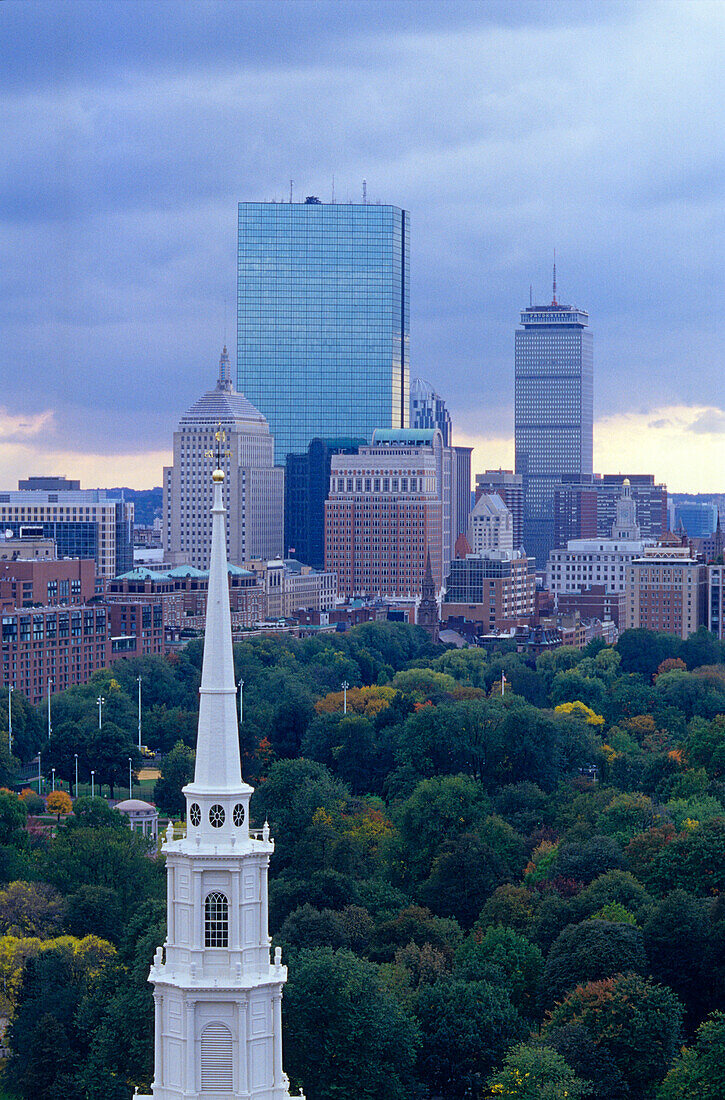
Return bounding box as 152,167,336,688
205,892,229,947
200,1022,233,1091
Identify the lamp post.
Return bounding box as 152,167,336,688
238,678,244,727
47,677,53,739
51,767,55,792
74,753,78,798
341,680,349,715
137,676,142,749
7,686,13,756
37,752,41,793
129,757,133,800
91,770,95,799
97,695,105,730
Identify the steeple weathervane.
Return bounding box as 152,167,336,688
205,422,232,471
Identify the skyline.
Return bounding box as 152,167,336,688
1,0,724,492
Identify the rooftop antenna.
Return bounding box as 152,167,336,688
529,284,533,307
363,179,367,204
552,249,558,306
289,179,294,204
223,295,227,344
331,175,335,204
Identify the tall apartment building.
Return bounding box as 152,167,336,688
708,565,724,640
237,200,409,464
441,550,536,634
515,278,593,567
163,347,284,570
468,493,514,554
1,605,110,702
475,470,524,549
284,437,365,569
410,379,452,445
625,545,707,639
325,429,444,598
0,487,133,579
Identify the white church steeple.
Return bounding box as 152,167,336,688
136,463,303,1100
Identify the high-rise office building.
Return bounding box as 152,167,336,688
410,378,452,445
594,474,667,539
515,275,593,567
163,348,284,569
237,200,410,464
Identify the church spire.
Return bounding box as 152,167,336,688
188,465,243,793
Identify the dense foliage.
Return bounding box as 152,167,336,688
0,623,723,1097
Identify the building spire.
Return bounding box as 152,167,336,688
217,345,232,392
189,466,243,793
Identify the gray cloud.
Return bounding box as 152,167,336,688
688,409,725,434
0,0,723,477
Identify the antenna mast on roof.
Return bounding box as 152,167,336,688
362,179,367,204
552,249,558,306
289,179,294,204
529,284,533,307
331,175,335,203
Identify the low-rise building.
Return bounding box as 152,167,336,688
106,564,265,632
246,558,337,619
0,558,96,611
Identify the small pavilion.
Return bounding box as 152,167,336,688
115,798,159,839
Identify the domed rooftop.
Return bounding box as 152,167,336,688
179,347,269,431
116,798,157,812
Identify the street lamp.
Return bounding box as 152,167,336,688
47,677,53,739
97,695,105,730
37,751,41,793
74,753,78,798
137,676,142,749
91,770,95,799
51,767,55,792
238,678,244,727
341,680,349,715
7,686,13,755
129,757,133,800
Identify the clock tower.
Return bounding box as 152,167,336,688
135,465,303,1099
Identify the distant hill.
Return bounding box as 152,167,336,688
106,487,163,525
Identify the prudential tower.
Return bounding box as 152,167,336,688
137,463,303,1099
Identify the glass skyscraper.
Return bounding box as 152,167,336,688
237,201,410,464
515,292,593,567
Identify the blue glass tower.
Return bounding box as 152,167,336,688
237,201,410,464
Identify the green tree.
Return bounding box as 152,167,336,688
657,1011,725,1100
0,881,63,938
485,1042,591,1099
0,789,28,845
415,978,524,1098
643,890,710,1024
153,740,195,816
283,947,420,1100
394,774,490,883
455,926,544,1017
543,972,684,1099
543,919,647,1004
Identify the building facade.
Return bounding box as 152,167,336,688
325,429,447,598
595,474,667,539
1,605,109,703
452,445,473,547
708,565,724,640
164,348,284,570
475,470,524,549
670,500,718,538
410,378,452,445
238,200,410,464
515,283,593,567
625,546,707,639
0,489,133,579
0,557,95,611
468,493,514,555
246,558,337,619
441,550,536,634
284,437,365,569
138,466,300,1100
553,477,598,547
107,564,266,634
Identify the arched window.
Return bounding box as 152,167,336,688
204,891,228,947
200,1022,233,1091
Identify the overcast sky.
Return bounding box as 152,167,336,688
1,0,723,491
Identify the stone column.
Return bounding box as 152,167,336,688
184,999,195,1094
231,868,241,950
193,868,203,948
152,992,163,1087
272,990,284,1085
260,857,270,946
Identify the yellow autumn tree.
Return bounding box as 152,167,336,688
554,700,605,727
315,684,396,717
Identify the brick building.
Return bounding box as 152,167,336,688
325,429,445,598
1,605,110,703
625,545,707,639
0,558,95,611
106,564,266,633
